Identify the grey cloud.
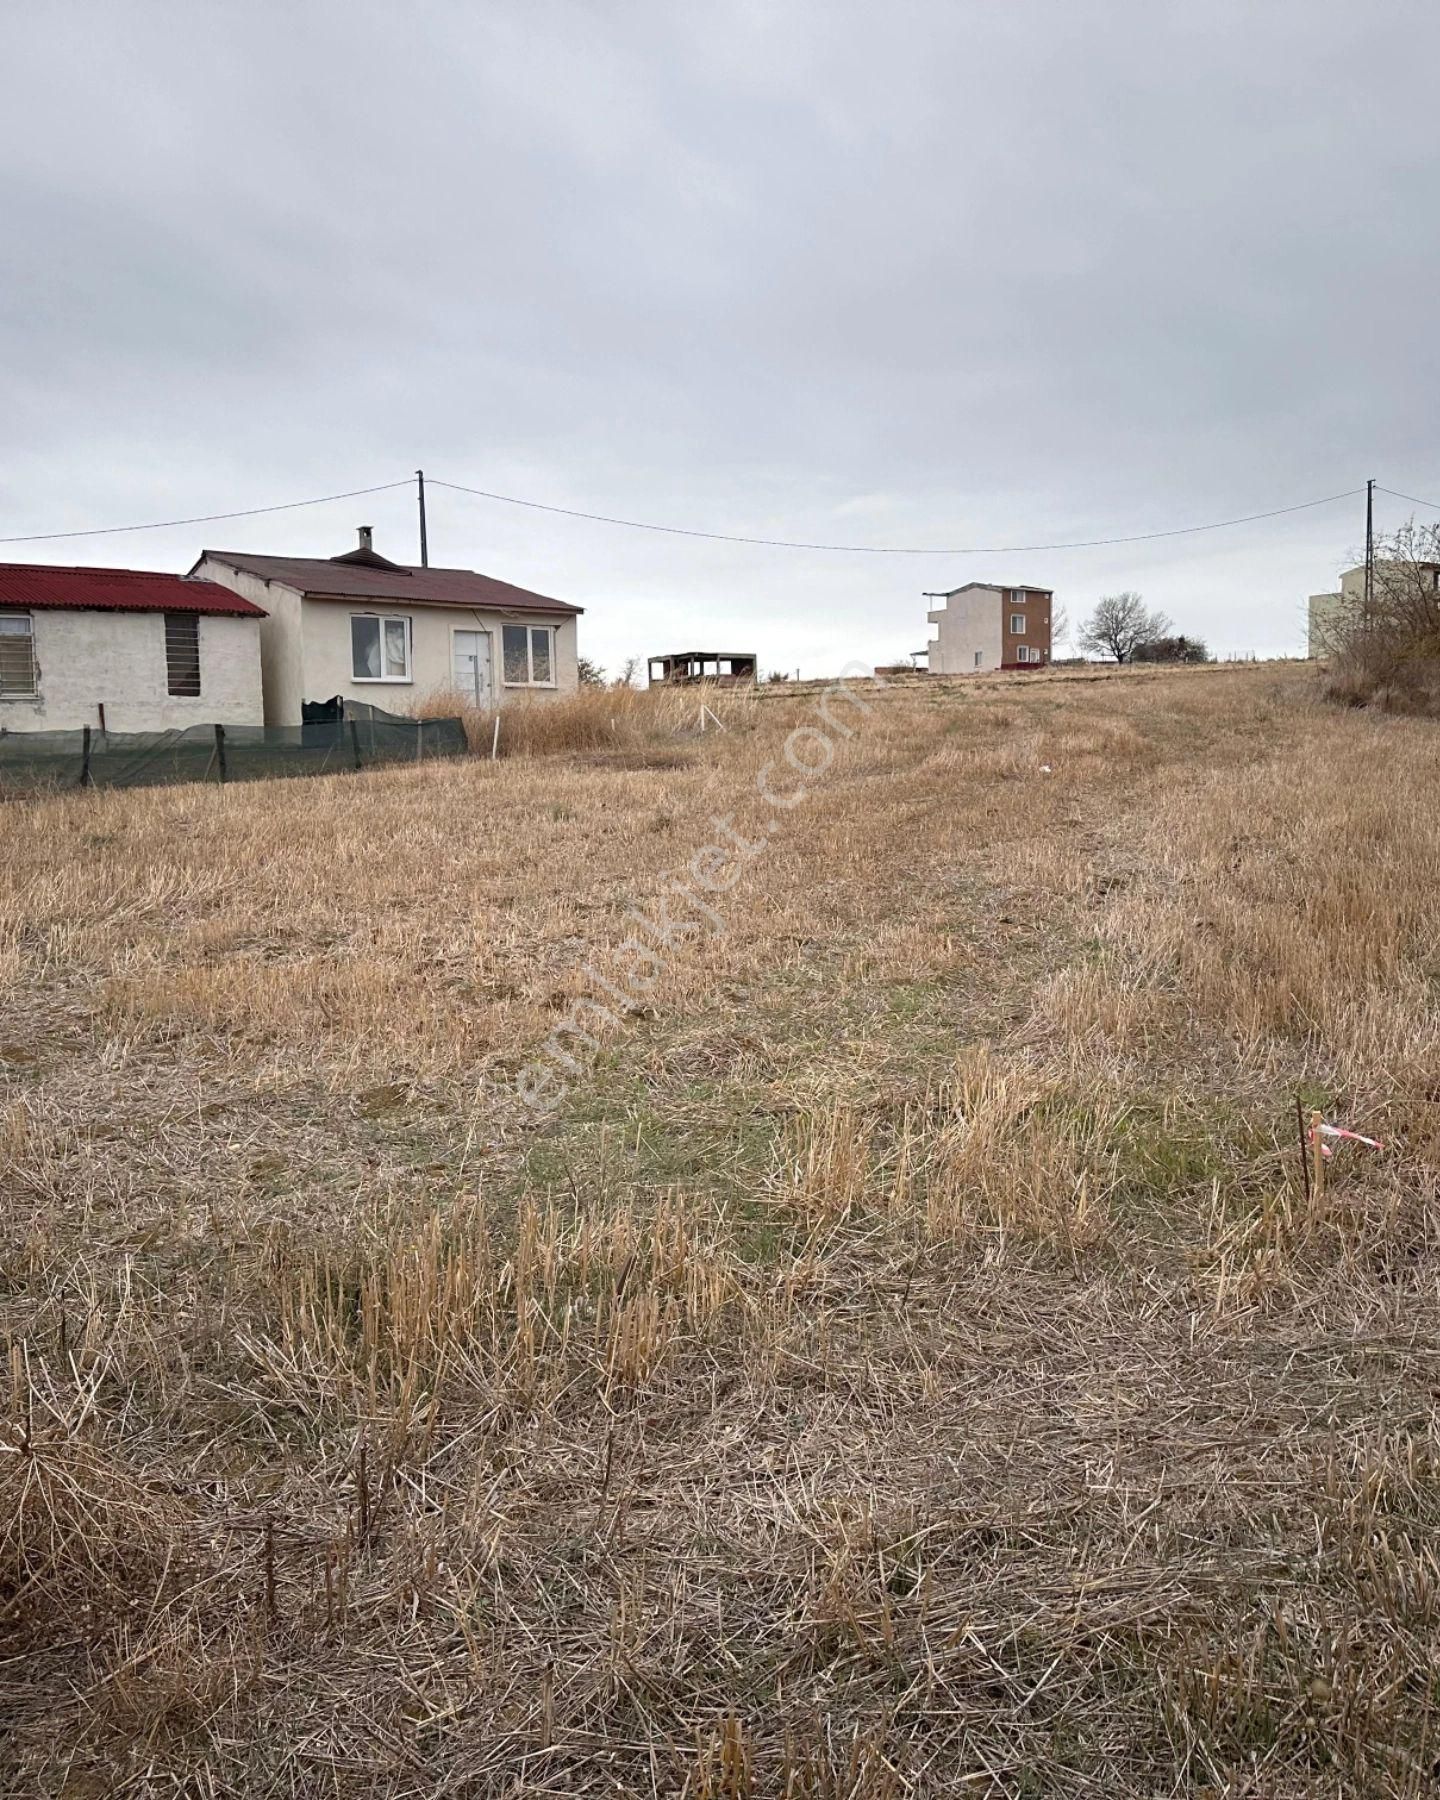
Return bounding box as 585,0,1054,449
2,0,1438,675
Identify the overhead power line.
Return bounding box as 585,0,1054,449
1377,485,1440,515
0,479,414,547
0,473,1374,557
427,477,1362,555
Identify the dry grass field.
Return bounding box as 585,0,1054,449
5,662,1440,1796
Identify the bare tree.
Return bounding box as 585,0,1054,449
1077,592,1172,664
613,656,642,689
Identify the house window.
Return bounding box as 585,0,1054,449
502,624,556,687
351,614,411,682
1015,645,1042,664
164,612,201,697
1011,589,1027,604
0,612,37,695
1009,613,1026,635
973,649,983,668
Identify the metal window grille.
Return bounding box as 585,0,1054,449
165,613,201,697
0,614,36,695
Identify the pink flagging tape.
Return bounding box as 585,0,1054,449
1310,1121,1384,1159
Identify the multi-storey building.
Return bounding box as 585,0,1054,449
926,582,1054,674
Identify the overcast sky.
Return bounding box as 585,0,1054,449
4,2,1438,673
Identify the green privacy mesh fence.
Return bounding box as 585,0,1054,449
0,703,468,795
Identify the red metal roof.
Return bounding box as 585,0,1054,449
0,562,267,617
196,550,582,615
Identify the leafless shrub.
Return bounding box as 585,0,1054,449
1325,519,1440,713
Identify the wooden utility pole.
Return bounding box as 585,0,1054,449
416,469,429,569
1364,476,1375,626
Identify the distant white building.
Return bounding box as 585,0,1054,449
0,563,265,733
1308,561,1440,657
926,582,1054,673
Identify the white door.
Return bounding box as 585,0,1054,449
452,630,493,707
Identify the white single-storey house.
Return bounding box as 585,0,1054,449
0,562,266,733
192,530,583,725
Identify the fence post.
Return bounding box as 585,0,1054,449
214,723,228,784
349,718,362,772
79,725,92,789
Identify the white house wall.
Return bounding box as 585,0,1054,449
927,587,1002,674
0,609,263,733
296,600,579,723
1307,590,1346,658
190,558,305,727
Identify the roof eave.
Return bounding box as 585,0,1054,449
300,588,582,615
7,597,266,619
